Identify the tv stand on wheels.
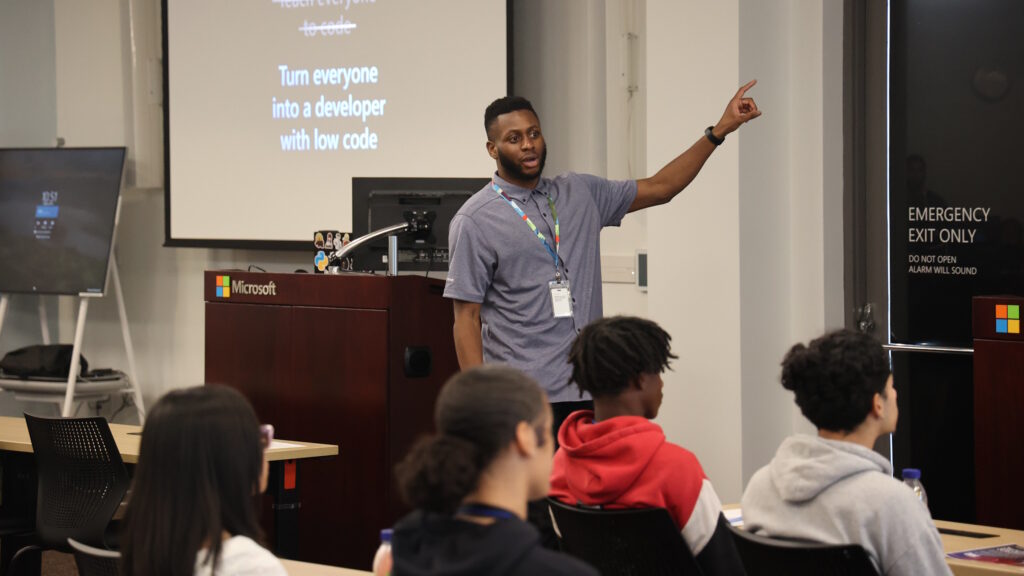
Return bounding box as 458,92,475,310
0,254,145,421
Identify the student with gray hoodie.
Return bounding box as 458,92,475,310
741,329,951,576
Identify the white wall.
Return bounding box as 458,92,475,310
602,0,648,317
647,0,746,500
0,0,56,147
737,0,799,489
53,0,129,149
736,0,846,487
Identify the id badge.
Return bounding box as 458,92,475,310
549,280,573,318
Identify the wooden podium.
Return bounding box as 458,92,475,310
973,295,1024,530
204,271,457,568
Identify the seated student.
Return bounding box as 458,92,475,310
741,329,951,576
121,385,287,576
392,365,598,576
549,316,746,575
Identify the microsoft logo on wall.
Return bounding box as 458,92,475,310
995,304,1020,334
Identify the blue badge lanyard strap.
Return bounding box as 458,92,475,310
492,181,562,280
457,503,518,521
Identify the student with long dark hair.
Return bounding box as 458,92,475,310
392,365,597,576
121,385,286,576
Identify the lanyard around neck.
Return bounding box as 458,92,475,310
492,181,561,277
457,503,518,521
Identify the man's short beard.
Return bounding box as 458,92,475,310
497,146,547,185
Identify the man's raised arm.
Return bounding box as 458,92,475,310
630,79,762,213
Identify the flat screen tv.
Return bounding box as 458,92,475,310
0,147,126,296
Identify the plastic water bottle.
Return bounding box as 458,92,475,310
902,468,928,508
372,528,393,576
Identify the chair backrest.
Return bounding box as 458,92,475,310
68,537,121,576
547,497,705,576
24,414,130,550
727,524,879,576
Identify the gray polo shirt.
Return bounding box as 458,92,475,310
444,172,637,402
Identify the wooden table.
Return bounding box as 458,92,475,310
0,415,338,560
0,415,337,463
281,559,373,575
938,520,1024,575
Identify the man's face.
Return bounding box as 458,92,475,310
487,109,547,185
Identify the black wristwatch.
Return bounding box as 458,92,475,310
705,126,725,146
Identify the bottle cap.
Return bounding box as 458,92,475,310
902,468,921,480
380,528,393,543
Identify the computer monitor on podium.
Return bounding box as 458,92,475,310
350,177,485,273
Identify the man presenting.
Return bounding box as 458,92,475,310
445,82,760,436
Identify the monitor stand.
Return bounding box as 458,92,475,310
0,253,146,422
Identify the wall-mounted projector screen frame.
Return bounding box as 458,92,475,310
162,0,513,250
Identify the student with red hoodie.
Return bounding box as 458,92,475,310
550,316,745,575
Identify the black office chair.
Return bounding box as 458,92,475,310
0,453,38,575
727,524,879,576
547,497,705,576
7,415,129,575
68,538,121,576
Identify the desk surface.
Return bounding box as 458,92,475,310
938,520,1024,575
280,559,373,575
0,416,338,464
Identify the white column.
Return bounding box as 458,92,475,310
646,0,744,501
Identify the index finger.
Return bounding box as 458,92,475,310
735,79,758,98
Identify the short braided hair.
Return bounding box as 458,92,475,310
569,316,677,398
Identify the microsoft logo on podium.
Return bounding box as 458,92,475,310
996,304,1020,334
214,275,277,299
215,275,231,298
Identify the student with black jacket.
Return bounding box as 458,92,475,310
392,365,597,576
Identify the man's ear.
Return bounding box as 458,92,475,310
513,420,537,457
486,140,498,160
870,392,885,419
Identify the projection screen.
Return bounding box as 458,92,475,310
164,0,508,247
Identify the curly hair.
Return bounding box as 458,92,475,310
569,316,677,399
484,96,538,140
781,329,891,433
